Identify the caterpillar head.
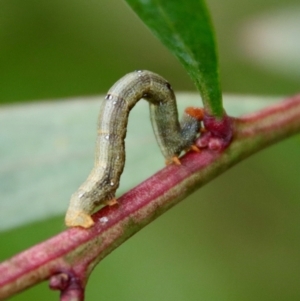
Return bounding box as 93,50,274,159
65,190,95,228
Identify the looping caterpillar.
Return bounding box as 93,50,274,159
65,70,203,228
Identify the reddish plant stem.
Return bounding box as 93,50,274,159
0,95,300,301
201,110,233,150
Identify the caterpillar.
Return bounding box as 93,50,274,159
65,70,203,228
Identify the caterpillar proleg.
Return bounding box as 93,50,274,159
65,70,203,228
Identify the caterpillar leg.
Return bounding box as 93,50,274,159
165,156,181,165
189,144,201,152
65,209,94,228
104,198,118,206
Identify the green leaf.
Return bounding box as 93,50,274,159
125,0,223,116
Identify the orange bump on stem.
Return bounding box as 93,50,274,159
184,107,204,121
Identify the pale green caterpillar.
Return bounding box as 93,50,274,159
65,70,203,228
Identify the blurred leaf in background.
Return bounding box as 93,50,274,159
0,0,300,103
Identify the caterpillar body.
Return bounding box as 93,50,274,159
65,70,203,228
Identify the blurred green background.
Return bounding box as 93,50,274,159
1,0,300,300
0,0,299,104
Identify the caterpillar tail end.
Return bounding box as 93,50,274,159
65,209,94,229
